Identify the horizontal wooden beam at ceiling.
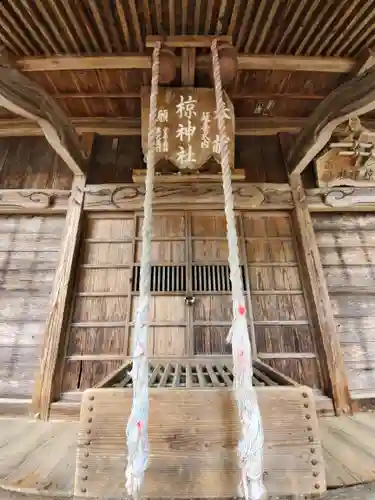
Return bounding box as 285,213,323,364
51,92,324,101
15,54,356,74
146,35,232,48
3,116,375,137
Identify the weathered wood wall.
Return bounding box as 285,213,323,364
0,215,65,398
313,213,375,400
0,137,73,189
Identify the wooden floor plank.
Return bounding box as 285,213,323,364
319,412,375,488
0,419,77,496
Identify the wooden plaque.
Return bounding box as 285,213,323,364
141,87,235,173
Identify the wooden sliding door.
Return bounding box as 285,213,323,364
60,209,322,395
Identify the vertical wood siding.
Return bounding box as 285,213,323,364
0,215,65,398
0,137,73,189
313,213,375,398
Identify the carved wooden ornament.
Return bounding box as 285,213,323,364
141,87,235,173
315,118,375,187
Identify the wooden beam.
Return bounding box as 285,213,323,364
0,116,307,136
32,134,94,420
14,53,356,74
181,48,196,86
290,175,352,416
288,60,375,176
2,116,375,138
146,35,232,48
0,48,86,175
350,47,375,76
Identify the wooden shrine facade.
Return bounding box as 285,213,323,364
1,129,375,422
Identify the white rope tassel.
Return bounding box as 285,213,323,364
125,42,161,499
211,39,266,500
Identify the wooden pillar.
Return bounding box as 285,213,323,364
32,134,95,420
290,174,352,415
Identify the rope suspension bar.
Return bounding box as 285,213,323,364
211,39,266,500
125,41,161,499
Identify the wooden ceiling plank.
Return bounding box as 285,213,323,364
8,0,51,54
182,0,188,35
87,0,113,53
288,65,375,176
155,0,164,35
307,2,350,56
294,2,331,56
34,0,70,53
285,0,320,54
334,0,374,57
76,2,102,53
0,4,36,55
46,0,81,53
215,0,229,35
227,0,240,36
146,35,232,48
193,0,202,34
128,0,144,51
274,0,305,55
244,0,269,53
141,0,153,35
103,0,123,52
316,0,362,56
204,0,215,34
0,50,86,175
0,13,30,55
115,0,132,51
22,0,60,54
254,0,280,54
169,0,176,35
60,0,92,53
235,1,254,50
345,12,375,58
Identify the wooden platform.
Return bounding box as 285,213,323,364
0,412,374,497
75,386,325,498
321,412,375,488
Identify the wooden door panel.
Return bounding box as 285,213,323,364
244,212,321,388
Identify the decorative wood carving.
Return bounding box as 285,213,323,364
306,187,375,210
84,183,293,210
0,189,70,212
0,47,86,175
288,65,375,176
141,87,234,174
315,117,375,187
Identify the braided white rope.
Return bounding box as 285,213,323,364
211,39,266,500
125,42,161,499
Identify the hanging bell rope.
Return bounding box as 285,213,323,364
125,41,161,499
211,39,266,500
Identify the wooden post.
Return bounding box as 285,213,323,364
290,174,352,415
32,134,95,420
